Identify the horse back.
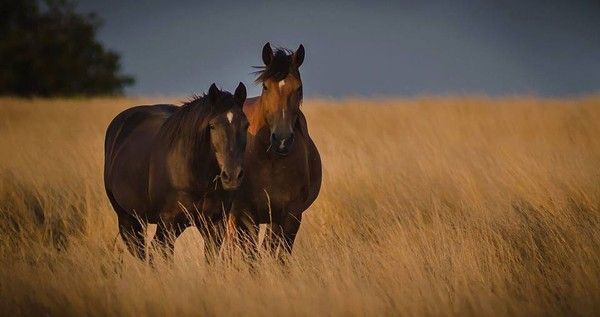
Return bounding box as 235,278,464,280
104,104,176,166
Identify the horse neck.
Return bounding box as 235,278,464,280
191,132,216,176
166,112,218,189
246,95,268,136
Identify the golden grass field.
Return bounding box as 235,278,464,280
0,96,599,316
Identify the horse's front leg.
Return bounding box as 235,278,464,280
150,194,192,263
151,215,188,263
227,205,259,259
264,210,303,258
281,211,303,254
196,215,226,263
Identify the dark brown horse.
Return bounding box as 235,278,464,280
228,43,322,257
104,83,249,260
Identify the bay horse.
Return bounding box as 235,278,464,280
104,83,249,260
228,43,322,258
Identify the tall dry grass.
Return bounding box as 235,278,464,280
0,96,599,316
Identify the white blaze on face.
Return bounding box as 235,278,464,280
279,80,286,120
226,111,233,124
279,139,285,150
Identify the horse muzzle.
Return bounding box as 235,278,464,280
270,132,295,156
220,167,244,190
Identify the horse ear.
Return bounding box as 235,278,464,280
262,42,273,65
293,44,305,67
208,83,219,102
234,82,247,107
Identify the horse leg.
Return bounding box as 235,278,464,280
118,213,146,260
262,222,283,255
227,211,259,260
150,215,187,263
263,211,303,259
281,211,303,254
194,214,224,263
238,212,259,256
150,192,196,263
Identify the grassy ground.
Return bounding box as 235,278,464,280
0,96,599,316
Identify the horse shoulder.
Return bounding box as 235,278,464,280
148,133,192,209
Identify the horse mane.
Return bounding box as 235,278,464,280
253,47,296,83
160,90,234,148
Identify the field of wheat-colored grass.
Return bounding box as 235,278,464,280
0,96,599,316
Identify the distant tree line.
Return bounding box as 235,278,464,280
0,0,134,97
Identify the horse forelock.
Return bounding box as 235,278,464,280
253,48,298,84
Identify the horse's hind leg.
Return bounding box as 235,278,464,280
118,213,146,260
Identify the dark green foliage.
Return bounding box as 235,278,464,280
0,0,134,96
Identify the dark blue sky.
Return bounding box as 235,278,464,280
78,0,600,97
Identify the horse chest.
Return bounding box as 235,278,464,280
251,156,309,211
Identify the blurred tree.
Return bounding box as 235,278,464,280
0,0,134,96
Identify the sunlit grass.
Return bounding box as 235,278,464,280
0,96,599,316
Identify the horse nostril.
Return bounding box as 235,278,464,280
237,169,244,180
221,171,230,181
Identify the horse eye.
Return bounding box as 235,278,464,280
262,83,267,91
209,124,215,130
